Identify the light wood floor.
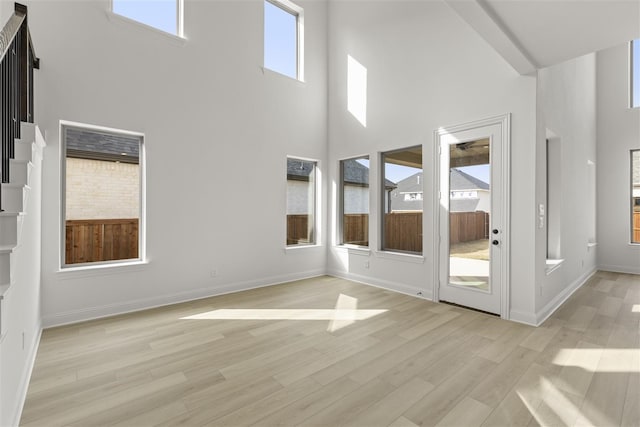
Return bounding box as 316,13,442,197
21,271,640,426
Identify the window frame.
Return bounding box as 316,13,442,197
60,121,146,269
339,155,370,248
264,0,305,82
286,156,318,248
631,149,640,244
380,145,424,255
631,39,640,109
110,0,184,38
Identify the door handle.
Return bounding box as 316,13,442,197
492,229,499,234
492,240,499,246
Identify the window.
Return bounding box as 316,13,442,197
381,146,423,254
340,157,369,246
546,137,562,259
631,150,640,243
632,39,640,108
286,158,316,246
62,124,144,267
112,0,183,36
264,0,303,80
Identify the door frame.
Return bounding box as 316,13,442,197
432,114,511,319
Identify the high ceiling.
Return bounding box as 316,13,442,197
446,0,640,74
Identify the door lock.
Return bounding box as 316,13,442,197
492,240,500,246
492,229,499,234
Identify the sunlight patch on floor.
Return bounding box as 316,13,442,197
553,348,640,373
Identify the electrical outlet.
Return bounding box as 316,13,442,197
364,261,369,269
210,269,218,278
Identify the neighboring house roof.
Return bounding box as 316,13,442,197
66,128,140,164
450,168,489,191
343,159,396,189
389,172,423,212
287,159,315,181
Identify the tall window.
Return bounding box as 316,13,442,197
340,157,369,246
546,138,562,259
62,124,143,266
381,146,423,254
631,150,640,244
112,0,183,36
632,39,640,108
286,158,316,246
264,0,303,80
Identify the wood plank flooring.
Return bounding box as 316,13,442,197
20,271,640,426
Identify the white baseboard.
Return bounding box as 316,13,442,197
534,267,597,326
43,269,325,328
327,269,431,301
10,321,42,427
509,309,537,326
598,264,640,275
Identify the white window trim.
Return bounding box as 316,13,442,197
631,149,640,244
108,0,186,41
264,0,305,82
59,120,146,270
631,39,638,109
285,155,320,249
338,155,370,248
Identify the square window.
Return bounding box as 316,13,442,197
287,158,316,246
264,0,303,80
112,0,182,36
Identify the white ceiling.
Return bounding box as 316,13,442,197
446,0,640,74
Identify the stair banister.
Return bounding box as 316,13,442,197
0,2,39,212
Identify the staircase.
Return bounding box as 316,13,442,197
0,123,44,338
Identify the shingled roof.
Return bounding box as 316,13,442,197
342,159,396,189
450,168,489,190
65,128,140,164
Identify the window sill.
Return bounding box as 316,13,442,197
284,244,322,253
545,259,564,275
58,259,149,279
334,245,371,256
375,251,424,264
105,11,187,45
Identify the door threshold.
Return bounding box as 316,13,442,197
439,300,499,317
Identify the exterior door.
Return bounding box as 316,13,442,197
435,116,510,316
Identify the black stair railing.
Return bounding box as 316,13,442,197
0,2,39,212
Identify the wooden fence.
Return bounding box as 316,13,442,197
384,212,423,252
343,214,369,246
449,211,490,244
65,218,138,265
287,214,312,245
634,212,640,243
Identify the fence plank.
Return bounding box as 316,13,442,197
343,214,368,246
633,212,640,244
65,219,139,264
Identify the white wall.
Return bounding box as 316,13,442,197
534,53,598,320
344,185,368,214
326,0,537,320
597,43,640,273
27,0,328,326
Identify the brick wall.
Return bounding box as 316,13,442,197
66,158,139,220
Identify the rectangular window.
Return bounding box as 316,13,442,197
287,157,316,246
264,0,303,81
632,39,640,108
62,124,144,267
340,157,369,246
381,146,423,254
112,0,182,36
546,138,562,259
631,150,640,243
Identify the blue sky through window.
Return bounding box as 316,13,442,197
113,0,178,35
633,39,640,108
264,1,298,79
